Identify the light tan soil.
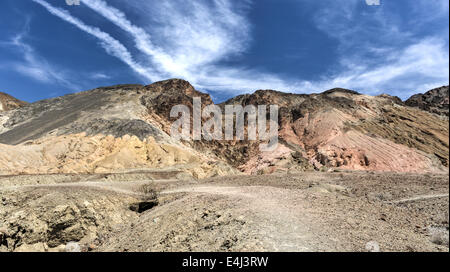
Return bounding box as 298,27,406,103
1,171,448,252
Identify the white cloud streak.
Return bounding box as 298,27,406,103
310,0,449,98
80,0,297,93
80,0,252,81
314,38,449,97
80,0,182,78
33,0,449,99
90,72,110,80
7,30,79,90
31,0,157,82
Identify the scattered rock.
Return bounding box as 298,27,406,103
365,241,380,252
429,226,449,247
65,242,81,252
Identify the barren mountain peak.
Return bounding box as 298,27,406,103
96,84,144,91
254,89,288,95
0,83,448,176
405,85,449,116
145,78,194,92
377,93,404,105
321,88,360,96
0,92,27,112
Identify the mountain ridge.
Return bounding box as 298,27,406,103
405,85,449,117
0,92,27,112
0,79,448,177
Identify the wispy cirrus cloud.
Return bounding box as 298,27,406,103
312,38,449,97
31,0,157,82
32,0,449,100
2,28,80,90
78,0,308,94
90,72,110,80
310,0,449,97
79,0,182,79
80,0,253,83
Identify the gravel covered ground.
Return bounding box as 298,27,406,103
1,171,448,252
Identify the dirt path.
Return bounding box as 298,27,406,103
2,179,179,194
162,185,322,251
2,172,448,252
388,193,449,204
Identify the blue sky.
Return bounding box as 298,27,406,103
0,0,448,103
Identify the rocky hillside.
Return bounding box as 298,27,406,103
0,92,27,112
222,87,448,174
406,86,449,117
0,81,236,178
0,79,448,176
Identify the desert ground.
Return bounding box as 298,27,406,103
1,81,448,252
1,170,448,252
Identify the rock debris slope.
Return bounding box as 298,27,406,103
0,79,448,176
406,86,449,117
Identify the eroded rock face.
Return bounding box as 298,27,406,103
220,87,449,173
0,133,238,179
406,86,449,117
0,186,140,252
0,80,448,175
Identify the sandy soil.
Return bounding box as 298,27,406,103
0,171,448,252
